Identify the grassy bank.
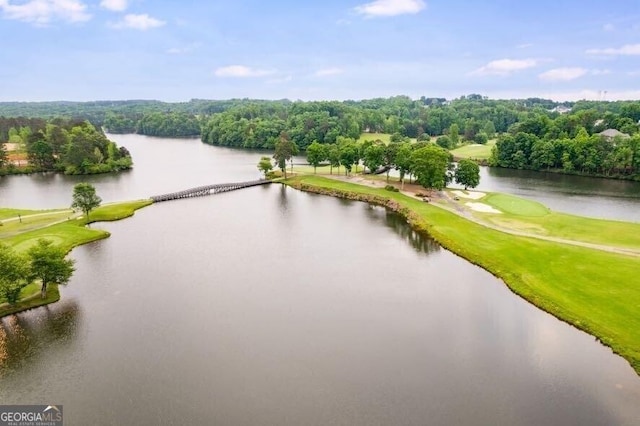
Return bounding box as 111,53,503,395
457,192,640,250
285,175,640,375
0,199,152,317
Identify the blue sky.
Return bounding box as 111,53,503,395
1,0,639,102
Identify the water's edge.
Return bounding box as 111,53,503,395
287,179,640,376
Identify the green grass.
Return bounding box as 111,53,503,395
483,193,550,216
0,208,65,220
0,199,152,316
358,133,393,143
88,200,153,222
0,210,74,237
358,132,418,144
477,193,640,249
292,164,338,175
0,284,60,318
2,199,152,253
286,175,640,375
450,139,496,160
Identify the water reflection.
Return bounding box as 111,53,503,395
278,183,289,213
383,209,440,255
362,204,440,255
0,299,80,378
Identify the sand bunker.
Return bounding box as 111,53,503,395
452,190,486,200
466,202,501,213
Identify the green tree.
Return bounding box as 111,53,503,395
449,123,460,146
327,143,341,174
27,239,75,299
410,145,452,190
273,132,297,178
26,133,55,170
436,135,453,149
306,141,326,173
454,159,481,189
363,143,385,173
339,142,359,175
257,156,273,177
0,244,31,304
72,183,102,220
483,121,496,139
474,131,489,144
395,142,413,188
384,142,400,182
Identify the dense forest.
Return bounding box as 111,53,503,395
489,106,640,179
2,96,640,179
0,117,132,175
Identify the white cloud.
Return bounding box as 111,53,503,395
586,43,640,56
538,67,587,82
214,65,274,78
111,13,165,30
591,69,611,76
471,58,538,76
603,23,615,31
100,0,127,12
315,67,344,77
354,0,425,18
517,43,533,49
0,0,91,25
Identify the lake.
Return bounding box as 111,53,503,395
1,135,639,425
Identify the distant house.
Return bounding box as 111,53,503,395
550,106,572,114
599,129,631,140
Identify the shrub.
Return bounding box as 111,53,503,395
436,135,453,149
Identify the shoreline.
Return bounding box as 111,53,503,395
285,175,640,376
0,200,152,318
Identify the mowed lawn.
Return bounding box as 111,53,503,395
479,193,640,250
287,175,640,374
358,132,418,144
0,208,65,220
450,139,496,159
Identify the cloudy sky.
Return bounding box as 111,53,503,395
1,0,639,102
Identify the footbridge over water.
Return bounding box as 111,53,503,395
150,179,272,203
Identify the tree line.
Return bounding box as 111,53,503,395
104,111,201,137
489,109,640,179
263,133,480,190
0,119,133,175
4,96,640,179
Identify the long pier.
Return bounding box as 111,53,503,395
150,179,272,203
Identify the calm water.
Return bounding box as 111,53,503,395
1,134,639,223
474,167,640,222
1,135,639,425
